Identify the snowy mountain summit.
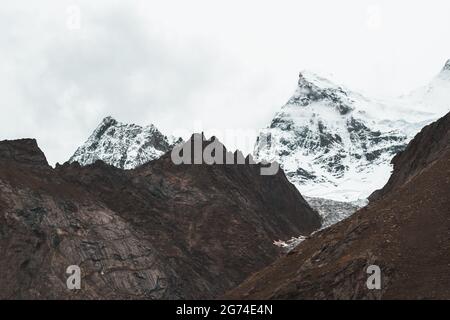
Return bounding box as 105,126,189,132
442,59,450,72
254,61,450,202
70,116,182,169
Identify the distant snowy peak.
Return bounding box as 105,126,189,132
255,61,450,202
70,116,182,169
441,59,450,73
286,71,354,115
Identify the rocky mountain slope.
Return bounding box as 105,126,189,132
69,116,181,169
226,112,450,299
0,135,320,299
254,61,450,202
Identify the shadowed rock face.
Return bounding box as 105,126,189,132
0,139,48,167
225,112,450,300
253,71,413,203
0,136,320,299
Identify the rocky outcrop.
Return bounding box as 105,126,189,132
0,135,320,299
0,139,49,167
225,112,450,299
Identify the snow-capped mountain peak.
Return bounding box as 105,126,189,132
255,62,449,202
287,71,354,115
69,116,182,169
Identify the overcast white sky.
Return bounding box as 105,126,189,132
1,0,450,165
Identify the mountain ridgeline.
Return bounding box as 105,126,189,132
1,61,449,300
0,135,321,299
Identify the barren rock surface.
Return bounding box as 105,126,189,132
0,136,320,299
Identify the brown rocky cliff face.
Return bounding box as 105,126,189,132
0,136,320,299
225,112,450,300
0,139,49,167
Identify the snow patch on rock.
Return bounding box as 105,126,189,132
254,62,450,202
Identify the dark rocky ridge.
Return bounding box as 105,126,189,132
226,112,450,299
0,139,49,167
0,135,320,299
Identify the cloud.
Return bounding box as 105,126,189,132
0,2,233,164
1,0,450,165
